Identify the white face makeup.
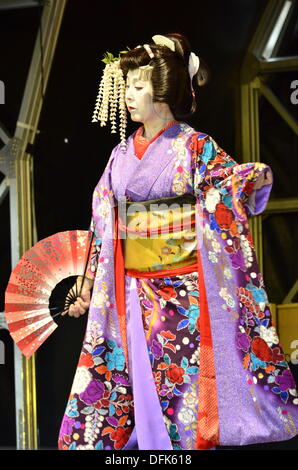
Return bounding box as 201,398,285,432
125,69,157,124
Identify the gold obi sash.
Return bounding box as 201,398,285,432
118,194,197,272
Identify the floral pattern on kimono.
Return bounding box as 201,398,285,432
191,132,298,442
135,272,201,450
58,149,136,451
58,122,298,450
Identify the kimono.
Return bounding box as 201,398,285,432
58,121,298,450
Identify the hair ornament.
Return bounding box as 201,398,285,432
188,52,200,95
188,52,200,81
92,51,128,151
152,34,175,52
142,44,155,59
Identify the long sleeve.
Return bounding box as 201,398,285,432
84,148,117,280
84,217,101,280
192,133,273,222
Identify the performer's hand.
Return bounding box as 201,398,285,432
62,276,94,318
254,169,273,189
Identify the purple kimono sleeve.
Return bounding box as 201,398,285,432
85,217,101,280
84,149,117,280
194,134,273,221
227,162,273,218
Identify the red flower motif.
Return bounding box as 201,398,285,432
160,330,176,341
100,399,110,407
190,134,205,161
153,371,162,392
190,134,205,166
78,353,94,368
166,364,185,385
214,203,234,229
229,220,241,238
157,285,177,301
243,181,254,195
251,337,273,362
271,347,285,363
246,231,254,247
110,426,132,450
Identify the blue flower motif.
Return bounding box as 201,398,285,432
177,305,187,315
66,398,79,418
161,400,169,411
148,349,154,367
173,444,183,450
172,280,184,288
271,387,289,404
201,141,216,164
181,356,189,370
105,346,125,371
92,346,105,356
95,440,104,450
223,160,236,167
187,304,200,322
246,285,268,304
250,352,267,371
182,304,200,334
219,186,228,194
214,179,223,189
222,194,232,209
169,423,181,441
107,339,116,349
187,366,199,375
199,163,206,177
209,214,221,232
177,318,189,330
260,319,270,328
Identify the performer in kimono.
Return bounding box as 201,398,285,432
58,33,298,451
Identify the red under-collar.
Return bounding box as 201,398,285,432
134,120,178,160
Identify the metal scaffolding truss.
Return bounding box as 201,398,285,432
239,0,298,285
0,0,67,449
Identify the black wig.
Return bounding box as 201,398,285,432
119,33,210,120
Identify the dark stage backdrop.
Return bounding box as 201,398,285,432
0,0,297,450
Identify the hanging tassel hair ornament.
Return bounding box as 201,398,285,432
92,52,128,151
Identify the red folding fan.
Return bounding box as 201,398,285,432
4,230,94,358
